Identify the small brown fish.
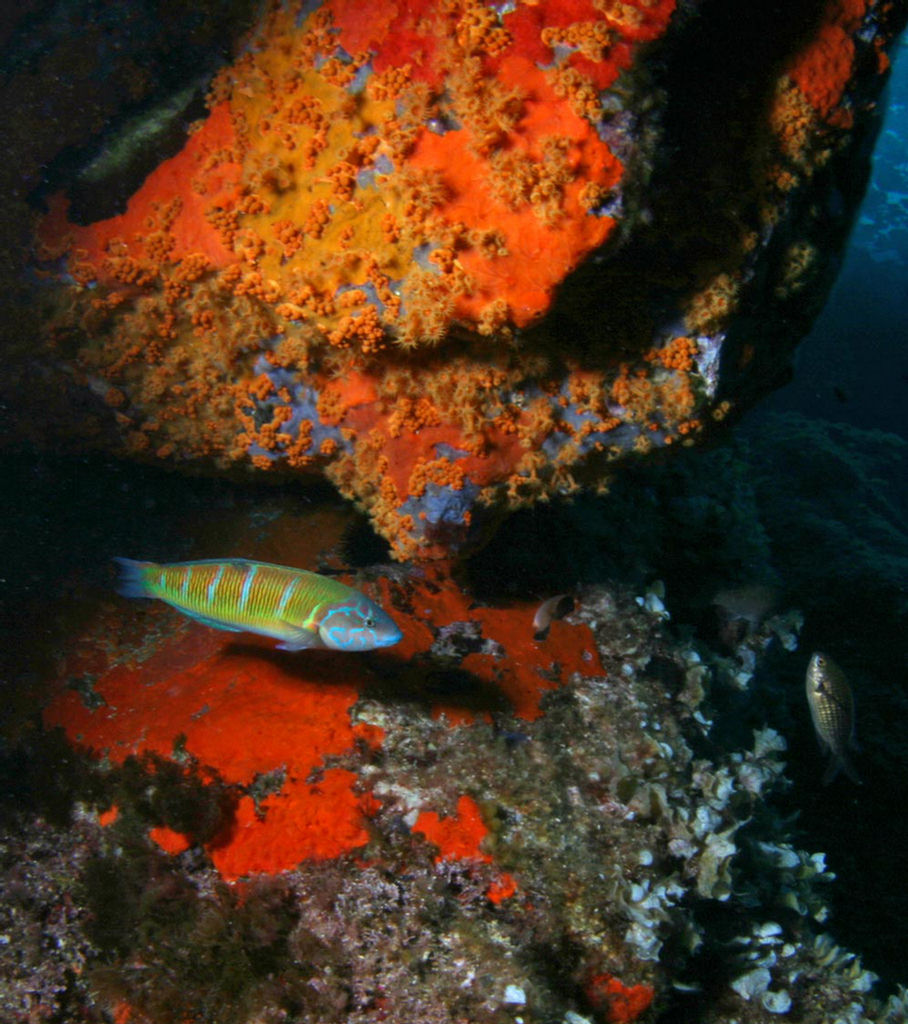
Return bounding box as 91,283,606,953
805,652,860,785
533,593,575,640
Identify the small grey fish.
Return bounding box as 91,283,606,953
805,652,860,785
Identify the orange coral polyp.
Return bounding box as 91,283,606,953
410,55,622,326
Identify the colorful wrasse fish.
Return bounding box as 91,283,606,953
805,651,860,785
114,557,402,652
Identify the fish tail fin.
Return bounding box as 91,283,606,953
822,752,861,786
113,557,157,598
841,753,862,785
821,756,840,786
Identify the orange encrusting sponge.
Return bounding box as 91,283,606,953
43,624,378,879
413,794,491,862
585,972,656,1024
44,566,603,878
409,54,623,327
413,793,519,905
35,101,241,276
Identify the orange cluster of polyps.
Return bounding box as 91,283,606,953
43,565,603,879
786,0,868,121
674,0,882,435
609,344,698,442
33,0,708,559
37,0,643,343
765,0,874,185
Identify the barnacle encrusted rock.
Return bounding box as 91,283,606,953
5,0,908,557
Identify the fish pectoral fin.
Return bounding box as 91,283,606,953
276,624,321,652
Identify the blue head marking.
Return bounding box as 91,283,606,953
318,597,403,651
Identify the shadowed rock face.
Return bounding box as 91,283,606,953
2,0,907,559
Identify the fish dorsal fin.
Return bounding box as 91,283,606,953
180,557,314,573
181,557,257,569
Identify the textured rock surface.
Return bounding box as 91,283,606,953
2,552,903,1023
2,0,906,558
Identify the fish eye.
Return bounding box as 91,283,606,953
364,614,375,627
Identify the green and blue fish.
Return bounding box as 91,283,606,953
114,557,402,652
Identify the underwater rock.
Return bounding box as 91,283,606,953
0,809,100,1021
6,0,907,558
3,551,902,1023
